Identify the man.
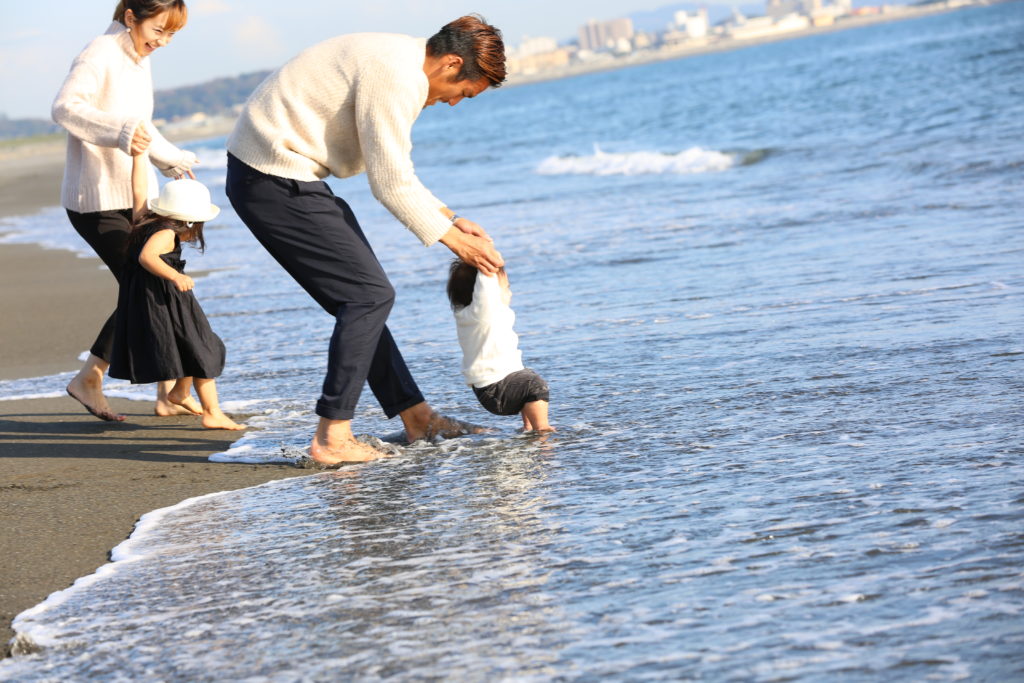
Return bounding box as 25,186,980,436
225,15,506,464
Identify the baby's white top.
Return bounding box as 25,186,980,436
454,274,524,388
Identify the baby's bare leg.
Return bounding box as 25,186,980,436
193,378,244,430
521,400,553,432
166,377,203,415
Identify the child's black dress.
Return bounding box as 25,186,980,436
108,224,225,384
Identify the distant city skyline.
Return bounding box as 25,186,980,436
1,0,916,119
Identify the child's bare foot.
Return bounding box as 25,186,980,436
154,398,197,417
202,411,245,430
168,394,203,416
66,380,125,422
310,435,388,465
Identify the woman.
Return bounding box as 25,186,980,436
53,0,199,421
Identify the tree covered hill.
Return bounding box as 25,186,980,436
1,70,271,141
153,70,271,121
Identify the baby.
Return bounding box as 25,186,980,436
447,259,552,432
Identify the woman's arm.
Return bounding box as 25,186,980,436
131,151,149,223
146,122,198,178
139,229,194,292
52,57,148,155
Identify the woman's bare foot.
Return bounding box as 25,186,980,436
310,435,388,465
202,411,245,431
168,394,203,416
66,372,125,422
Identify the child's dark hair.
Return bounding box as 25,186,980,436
126,211,206,255
447,259,505,309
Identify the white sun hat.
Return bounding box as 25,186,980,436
149,178,220,223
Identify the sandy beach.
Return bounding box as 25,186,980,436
0,147,308,656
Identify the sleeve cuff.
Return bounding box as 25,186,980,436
118,118,141,156
157,150,198,178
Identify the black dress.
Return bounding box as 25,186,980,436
108,225,225,384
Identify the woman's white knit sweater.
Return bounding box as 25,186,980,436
52,22,196,213
226,33,452,246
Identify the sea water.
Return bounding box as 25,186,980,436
1,4,1022,679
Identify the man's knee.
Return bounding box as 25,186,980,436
334,282,395,321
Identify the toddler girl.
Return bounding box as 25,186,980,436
108,148,243,430
448,259,552,432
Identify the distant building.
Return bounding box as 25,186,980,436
766,0,802,19
632,32,655,50
578,17,634,52
727,13,810,39
506,47,572,76
767,0,851,20
672,9,710,38
514,36,559,58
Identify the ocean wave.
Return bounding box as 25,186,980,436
536,145,735,176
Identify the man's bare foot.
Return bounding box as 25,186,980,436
202,412,245,430
168,394,203,416
406,411,486,443
310,435,388,465
66,382,125,422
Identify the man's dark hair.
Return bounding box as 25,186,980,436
427,14,506,87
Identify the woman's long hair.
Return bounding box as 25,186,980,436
113,0,188,31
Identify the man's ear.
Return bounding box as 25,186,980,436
445,54,465,72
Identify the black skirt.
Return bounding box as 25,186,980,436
108,240,225,384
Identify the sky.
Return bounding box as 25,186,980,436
0,0,713,120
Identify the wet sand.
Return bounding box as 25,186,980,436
0,151,309,656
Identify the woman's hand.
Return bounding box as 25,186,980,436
174,274,195,292
129,123,152,156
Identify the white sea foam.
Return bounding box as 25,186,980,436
0,372,75,401
0,207,94,257
8,480,296,653
536,145,734,176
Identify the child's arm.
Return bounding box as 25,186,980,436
470,274,502,316
139,229,194,292
131,149,149,223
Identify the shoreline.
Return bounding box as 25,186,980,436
505,3,977,88
0,135,308,658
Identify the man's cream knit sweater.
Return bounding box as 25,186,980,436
52,22,196,213
226,33,452,246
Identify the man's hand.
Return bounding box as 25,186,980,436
439,226,503,275
452,216,491,241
